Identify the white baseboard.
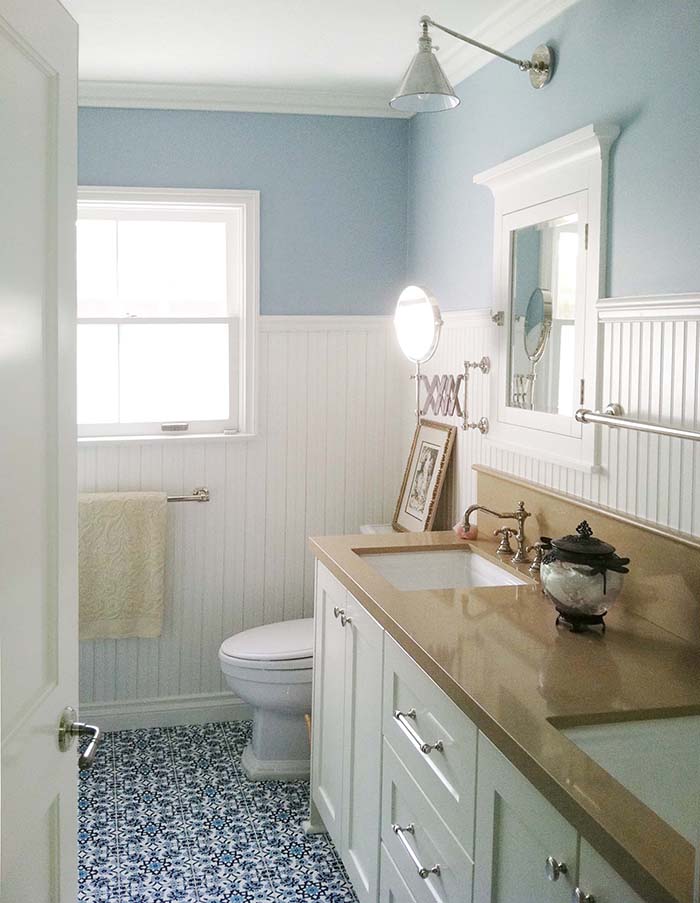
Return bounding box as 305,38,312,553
79,692,252,732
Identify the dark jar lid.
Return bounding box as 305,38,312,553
545,521,630,574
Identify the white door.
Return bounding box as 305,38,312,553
0,1,78,901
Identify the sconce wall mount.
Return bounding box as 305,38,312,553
391,15,554,113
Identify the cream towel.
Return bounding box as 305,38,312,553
79,491,167,640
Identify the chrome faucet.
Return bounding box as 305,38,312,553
462,500,531,564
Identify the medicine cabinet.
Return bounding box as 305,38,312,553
475,123,619,468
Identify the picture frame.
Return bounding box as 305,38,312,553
393,419,456,532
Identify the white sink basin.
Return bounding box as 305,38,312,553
360,549,527,591
562,715,700,843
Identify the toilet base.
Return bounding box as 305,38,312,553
241,742,310,782
240,706,311,781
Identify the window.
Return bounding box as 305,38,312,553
76,188,258,438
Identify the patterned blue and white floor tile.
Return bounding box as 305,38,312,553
78,721,358,903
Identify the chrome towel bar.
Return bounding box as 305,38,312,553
167,487,210,503
576,404,700,443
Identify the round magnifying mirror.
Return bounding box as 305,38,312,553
394,285,442,364
524,288,553,364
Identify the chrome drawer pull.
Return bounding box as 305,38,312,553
573,890,595,903
394,709,444,755
391,823,440,879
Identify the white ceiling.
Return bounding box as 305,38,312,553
63,0,578,116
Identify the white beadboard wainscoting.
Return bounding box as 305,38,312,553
79,315,411,729
79,298,700,728
425,297,700,538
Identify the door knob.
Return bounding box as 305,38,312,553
58,706,103,770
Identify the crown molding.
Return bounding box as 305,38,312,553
78,0,580,117
440,0,583,88
78,80,411,119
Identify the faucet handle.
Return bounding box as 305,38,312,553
494,527,516,555
526,538,552,574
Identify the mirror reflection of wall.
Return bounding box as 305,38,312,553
508,213,579,415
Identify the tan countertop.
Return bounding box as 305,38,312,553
309,529,700,903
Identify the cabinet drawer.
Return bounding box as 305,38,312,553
382,739,473,903
383,634,477,855
380,842,419,903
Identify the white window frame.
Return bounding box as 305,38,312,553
77,186,259,441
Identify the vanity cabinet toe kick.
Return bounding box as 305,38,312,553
310,559,668,903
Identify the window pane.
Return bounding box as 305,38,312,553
117,221,228,317
77,325,119,423
119,323,229,423
76,220,119,317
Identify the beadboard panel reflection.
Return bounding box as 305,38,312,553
78,316,410,706
426,303,700,538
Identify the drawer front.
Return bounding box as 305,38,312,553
382,739,473,903
380,842,419,903
383,634,477,855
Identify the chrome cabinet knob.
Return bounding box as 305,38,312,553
545,856,568,882
332,606,352,627
572,890,595,903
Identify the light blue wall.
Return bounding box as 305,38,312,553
78,108,409,315
407,0,700,309
79,0,700,316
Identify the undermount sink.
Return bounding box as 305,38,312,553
560,714,700,843
360,548,527,591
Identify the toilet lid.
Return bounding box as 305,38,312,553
220,618,314,664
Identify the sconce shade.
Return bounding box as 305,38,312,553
390,46,460,113
394,285,442,363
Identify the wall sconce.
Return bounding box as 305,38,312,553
390,15,554,113
394,285,490,432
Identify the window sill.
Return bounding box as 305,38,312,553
78,432,257,446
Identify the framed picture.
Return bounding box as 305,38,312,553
393,419,456,532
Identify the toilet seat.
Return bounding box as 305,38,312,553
219,617,313,672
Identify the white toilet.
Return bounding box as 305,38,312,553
218,617,314,781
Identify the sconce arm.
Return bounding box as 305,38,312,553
421,15,529,69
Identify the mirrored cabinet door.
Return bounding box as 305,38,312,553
509,213,579,415
499,191,588,436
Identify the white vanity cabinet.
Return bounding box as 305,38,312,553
575,840,645,903
311,562,348,841
311,562,383,903
311,559,657,903
474,734,578,903
380,842,419,903
474,735,647,903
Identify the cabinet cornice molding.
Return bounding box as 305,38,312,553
474,122,620,196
